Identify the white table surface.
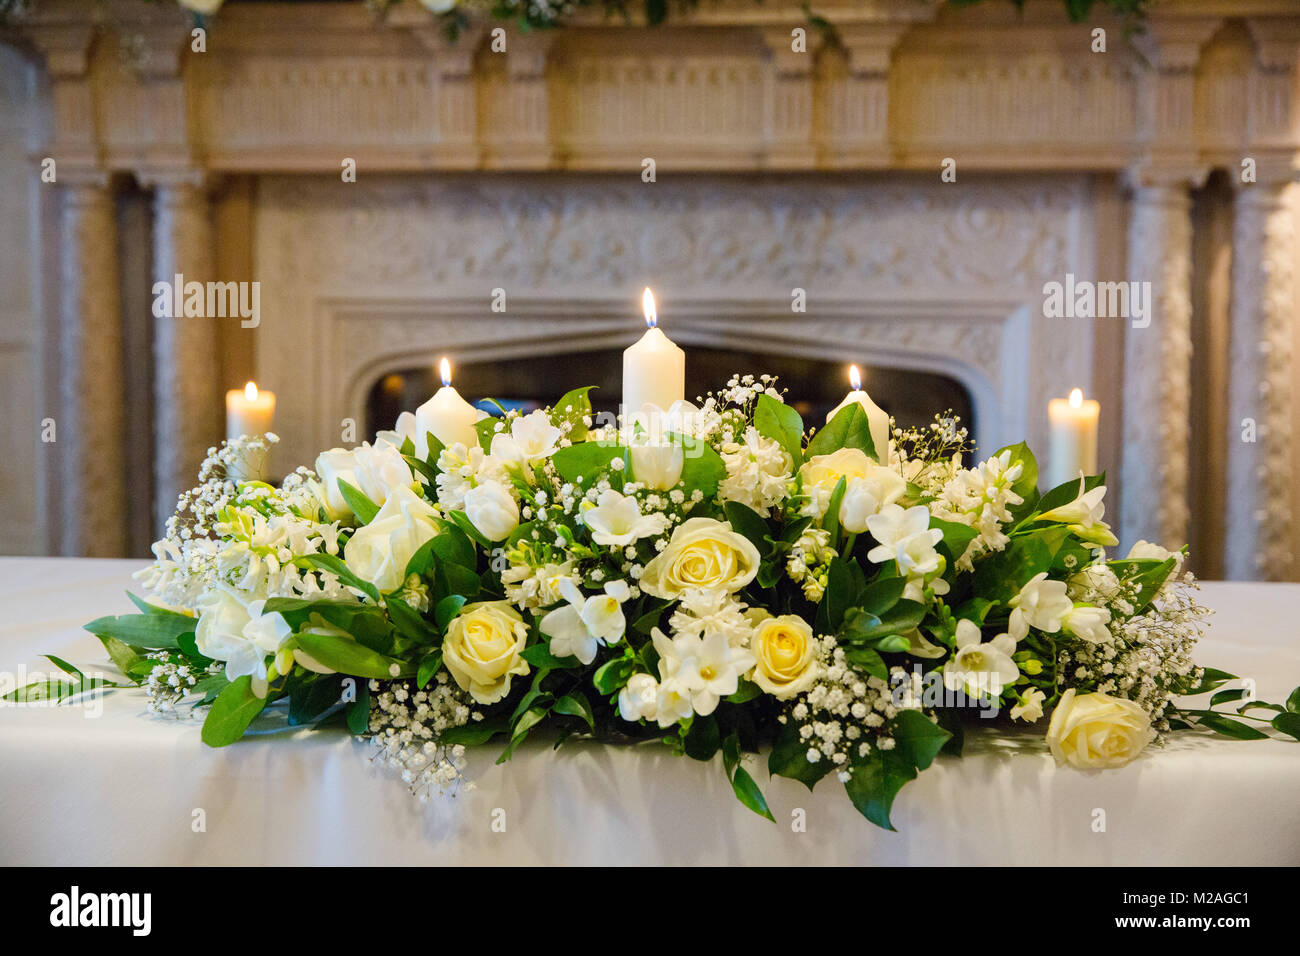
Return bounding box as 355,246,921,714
1,557,1297,866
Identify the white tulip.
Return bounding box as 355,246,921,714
463,480,520,542
628,440,685,491
342,485,439,593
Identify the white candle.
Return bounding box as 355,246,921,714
226,381,276,442
622,287,685,416
414,357,483,453
827,365,890,462
1047,387,1099,488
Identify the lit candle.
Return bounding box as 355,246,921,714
622,287,685,416
225,381,276,442
1047,387,1100,488
827,365,890,462
414,357,483,455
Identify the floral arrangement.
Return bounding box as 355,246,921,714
13,375,1299,829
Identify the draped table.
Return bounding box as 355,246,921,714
1,557,1297,866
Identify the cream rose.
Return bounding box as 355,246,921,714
800,448,904,524
1045,689,1154,769
442,601,530,705
342,485,438,593
749,613,819,699
638,517,760,599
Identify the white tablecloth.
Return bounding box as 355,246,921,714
1,557,1297,866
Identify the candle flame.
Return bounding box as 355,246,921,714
849,365,862,391
1069,387,1083,409
642,287,658,329
244,381,259,402
440,357,452,388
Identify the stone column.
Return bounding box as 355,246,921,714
1120,172,1196,551
58,178,128,557
148,174,221,534
1224,179,1296,580
760,27,818,168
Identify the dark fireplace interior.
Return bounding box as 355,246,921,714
366,347,975,454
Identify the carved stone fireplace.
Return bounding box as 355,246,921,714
5,0,1300,581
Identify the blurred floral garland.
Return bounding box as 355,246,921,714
0,1,1145,35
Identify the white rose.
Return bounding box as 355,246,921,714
314,448,360,520
350,442,415,509
1046,689,1154,769
1126,539,1184,573
639,517,761,599
442,601,529,705
463,480,520,542
342,485,439,593
799,447,874,519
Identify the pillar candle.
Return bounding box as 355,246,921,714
414,357,483,453
1046,387,1100,488
225,381,275,442
827,365,890,462
622,287,685,416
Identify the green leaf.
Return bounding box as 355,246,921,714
592,657,637,696
554,691,595,729
126,592,192,619
840,600,926,644
1035,472,1106,516
1271,711,1300,740
1288,686,1300,714
346,679,371,735
475,415,502,452
1107,556,1178,614
725,678,762,704
520,643,578,669
287,673,345,727
200,676,268,747
844,747,917,831
2,678,80,703
631,603,667,635
434,594,467,629
447,509,494,549
675,435,727,497
84,610,195,650
96,634,145,681
844,646,887,680
890,710,951,771
552,441,626,488
858,576,906,616
806,403,876,460
439,718,508,747
403,536,439,579
1196,713,1269,740
1178,667,1238,696
416,651,443,690
822,476,847,542
550,386,595,442
931,516,979,566
295,553,379,603
497,705,550,763
336,478,380,525
684,713,721,761
821,556,859,631
768,718,834,790
721,733,774,821
723,501,773,557
386,595,437,644
431,522,478,569
1209,688,1247,707
753,392,804,465
293,630,413,680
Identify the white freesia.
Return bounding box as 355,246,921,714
313,442,414,520
865,503,943,577
652,627,755,718
194,586,292,697
463,480,520,542
434,442,502,512
718,427,793,515
489,410,564,467
942,618,1019,697
343,485,439,593
654,677,695,728
1062,603,1112,644
1008,571,1074,641
502,559,577,612
1011,687,1046,723
839,466,908,534
581,489,668,547
618,672,660,723
1039,478,1118,546
539,580,631,665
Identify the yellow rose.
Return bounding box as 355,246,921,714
799,448,872,518
1045,689,1154,769
442,601,530,705
749,613,819,699
639,517,760,599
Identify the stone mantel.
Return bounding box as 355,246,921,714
5,0,1298,176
